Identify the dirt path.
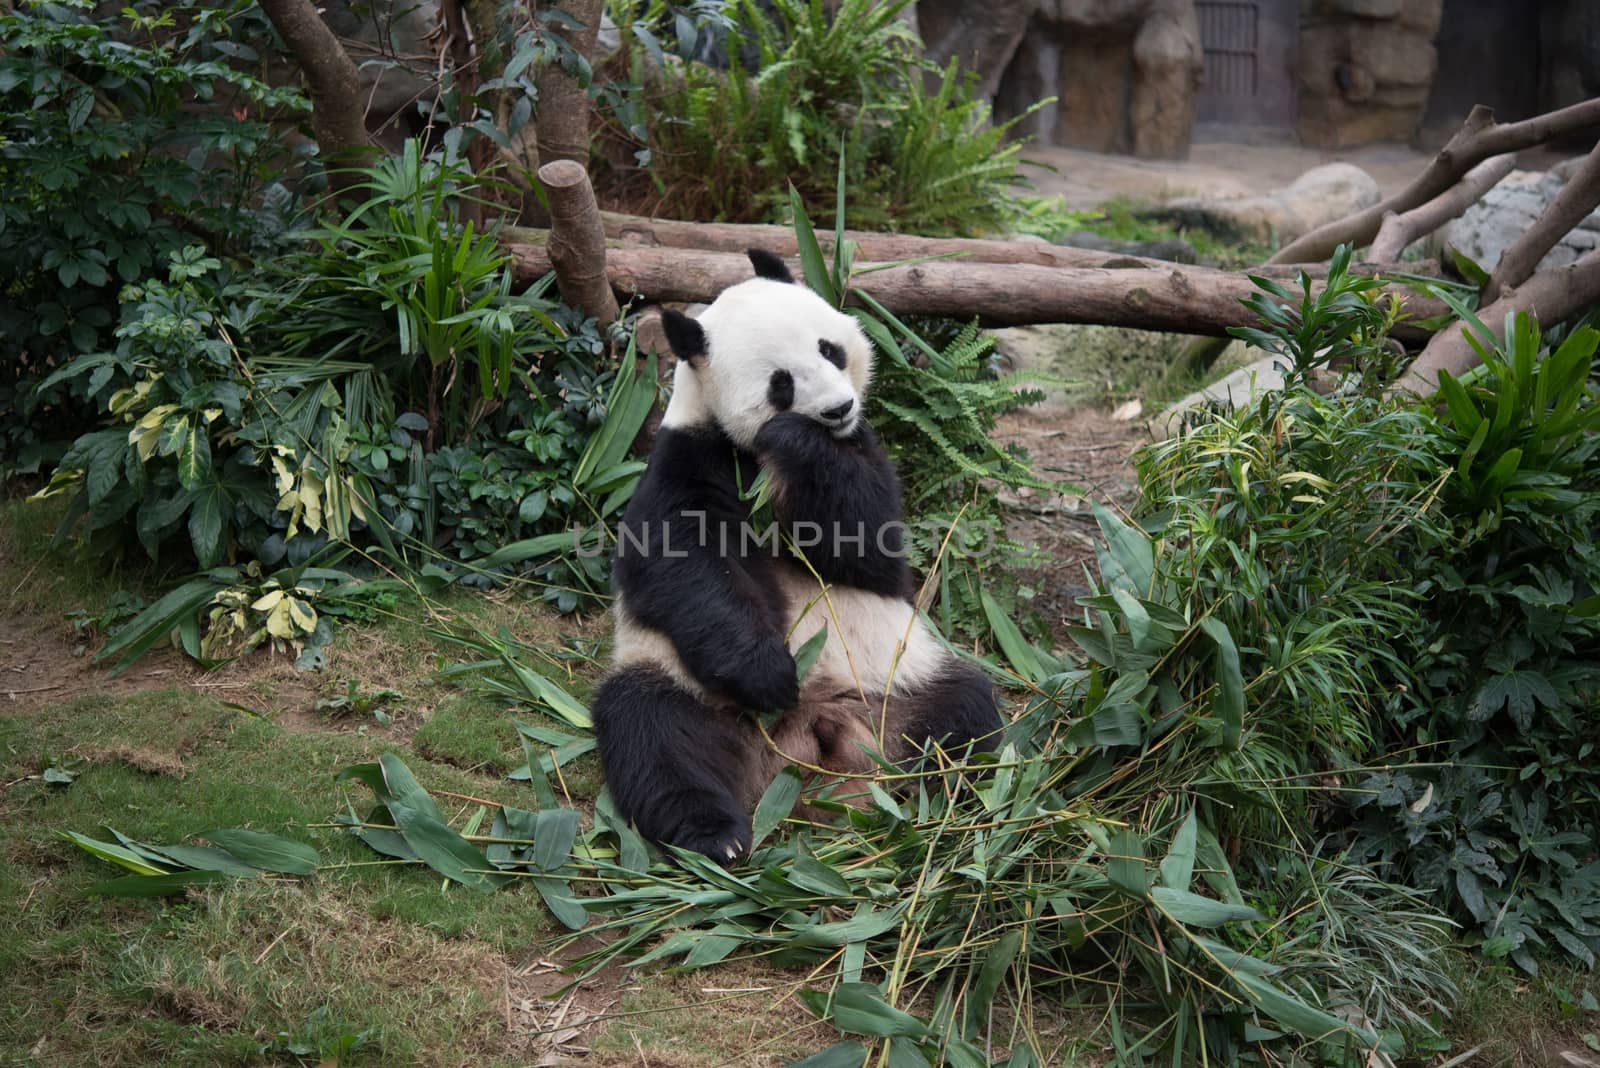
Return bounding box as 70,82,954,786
997,407,1145,637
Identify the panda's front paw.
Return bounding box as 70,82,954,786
721,635,799,712
667,810,753,865
754,410,829,462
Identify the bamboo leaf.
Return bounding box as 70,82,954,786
200,829,319,875
751,767,802,850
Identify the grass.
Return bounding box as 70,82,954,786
2,475,1598,1065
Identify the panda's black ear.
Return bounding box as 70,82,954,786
660,308,708,364
747,248,795,284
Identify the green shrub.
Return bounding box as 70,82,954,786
1345,309,1600,974
0,1,301,474
1132,254,1600,972
595,0,1031,234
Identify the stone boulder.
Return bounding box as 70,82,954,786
1437,164,1600,273
1159,162,1381,243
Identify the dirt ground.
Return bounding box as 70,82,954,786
1021,137,1434,209
995,407,1145,635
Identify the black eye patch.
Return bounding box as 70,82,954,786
818,339,847,369
767,369,794,411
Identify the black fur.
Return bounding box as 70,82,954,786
612,426,798,713
897,662,1004,758
767,369,794,411
661,309,707,363
753,412,911,598
591,666,756,860
818,339,847,369
747,248,795,283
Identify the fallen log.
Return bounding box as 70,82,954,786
506,243,1446,341
504,216,1442,279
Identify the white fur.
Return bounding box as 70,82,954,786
659,278,874,449
776,565,945,698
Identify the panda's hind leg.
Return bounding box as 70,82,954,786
591,666,760,863
882,660,1004,766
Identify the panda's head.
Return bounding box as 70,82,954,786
656,250,873,450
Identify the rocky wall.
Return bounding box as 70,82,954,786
1295,0,1443,148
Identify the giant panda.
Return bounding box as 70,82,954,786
591,250,1003,862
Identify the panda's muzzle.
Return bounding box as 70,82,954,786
820,398,854,424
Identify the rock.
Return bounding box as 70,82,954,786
1438,168,1600,273
1054,230,1198,263
1160,162,1380,243
1147,356,1292,440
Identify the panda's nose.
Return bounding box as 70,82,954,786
821,399,855,422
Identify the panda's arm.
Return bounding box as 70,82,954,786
754,412,912,598
614,502,800,714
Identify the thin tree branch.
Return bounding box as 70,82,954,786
1368,154,1518,263
1482,139,1600,304
1269,99,1600,265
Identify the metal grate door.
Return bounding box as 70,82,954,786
1196,0,1298,128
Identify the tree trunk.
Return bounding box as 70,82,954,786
1269,99,1600,265
505,243,1445,341
535,0,606,167
540,161,620,326
257,0,372,190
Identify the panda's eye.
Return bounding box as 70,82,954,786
818,339,847,369
767,369,794,411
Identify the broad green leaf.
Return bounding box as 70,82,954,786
1233,970,1374,1045
384,798,508,892
532,875,589,930
153,844,263,878
176,421,211,490
85,869,229,898
200,829,319,875
981,590,1050,683
807,983,930,1039
886,1037,933,1068
788,904,906,948
1107,828,1148,899
789,185,836,304
61,831,167,876
793,624,829,685
532,808,581,872
1093,504,1154,594
788,1040,867,1068
1198,617,1244,750
1159,809,1197,892
965,928,1021,1032
752,767,802,850
1151,886,1261,927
